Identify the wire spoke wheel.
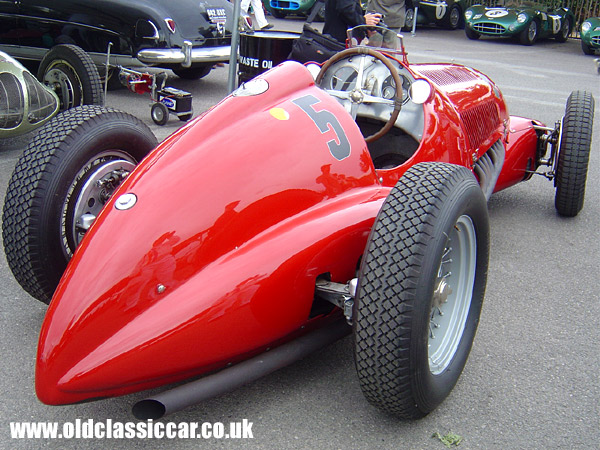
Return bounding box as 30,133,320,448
520,20,538,45
428,215,477,375
354,162,489,419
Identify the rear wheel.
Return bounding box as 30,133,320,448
2,106,157,303
354,162,489,418
100,66,125,90
172,65,212,80
555,18,570,43
37,44,103,110
554,91,595,217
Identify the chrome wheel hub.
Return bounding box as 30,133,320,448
43,60,81,110
62,151,136,258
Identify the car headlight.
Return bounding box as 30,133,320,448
581,21,591,33
410,79,432,105
517,13,527,23
465,10,473,20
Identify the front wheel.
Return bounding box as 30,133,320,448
2,106,157,304
519,20,537,45
271,9,286,19
354,162,489,418
465,26,480,40
554,91,595,217
581,41,594,55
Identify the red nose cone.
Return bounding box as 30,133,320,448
34,62,380,405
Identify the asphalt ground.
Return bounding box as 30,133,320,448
0,16,599,449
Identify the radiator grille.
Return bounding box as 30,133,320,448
23,72,57,124
0,72,24,129
474,23,506,34
417,66,480,86
270,1,300,10
460,101,501,150
592,36,600,45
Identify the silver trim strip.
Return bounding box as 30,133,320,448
0,44,232,68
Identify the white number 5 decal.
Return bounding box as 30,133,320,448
292,95,351,161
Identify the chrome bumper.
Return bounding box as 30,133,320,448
137,41,231,67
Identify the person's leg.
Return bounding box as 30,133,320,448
250,0,271,29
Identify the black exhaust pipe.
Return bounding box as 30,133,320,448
132,319,351,419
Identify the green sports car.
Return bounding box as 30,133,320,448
464,1,574,45
404,0,467,31
580,17,600,55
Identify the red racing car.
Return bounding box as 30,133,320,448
2,26,594,420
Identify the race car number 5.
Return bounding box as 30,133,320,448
292,95,351,161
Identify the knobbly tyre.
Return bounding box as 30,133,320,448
2,25,594,419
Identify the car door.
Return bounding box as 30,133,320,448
0,0,20,51
17,0,132,60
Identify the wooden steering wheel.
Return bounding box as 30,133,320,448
316,47,404,144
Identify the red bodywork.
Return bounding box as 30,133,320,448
36,59,541,405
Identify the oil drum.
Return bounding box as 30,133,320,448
238,30,300,84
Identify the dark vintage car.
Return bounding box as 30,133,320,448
0,0,234,84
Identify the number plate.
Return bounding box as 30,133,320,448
207,7,227,24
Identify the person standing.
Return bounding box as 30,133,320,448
323,0,382,43
366,0,406,32
241,0,273,30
